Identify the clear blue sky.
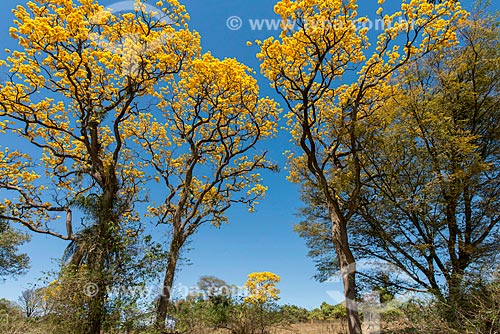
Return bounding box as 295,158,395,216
0,0,497,309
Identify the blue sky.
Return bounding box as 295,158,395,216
1,0,498,310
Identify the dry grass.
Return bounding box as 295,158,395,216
270,321,348,334
186,321,350,334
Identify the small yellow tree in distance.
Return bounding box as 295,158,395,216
244,272,281,305
244,272,281,334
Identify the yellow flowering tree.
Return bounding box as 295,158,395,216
244,272,281,334
0,0,192,333
244,272,281,305
257,0,467,332
133,53,279,328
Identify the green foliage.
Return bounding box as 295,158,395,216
309,302,347,321
197,276,233,300
36,224,165,334
356,6,500,304
173,297,235,334
39,266,100,334
453,274,500,333
294,195,337,283
279,304,310,323
171,288,284,334
0,218,30,280
0,298,22,318
295,7,500,312
371,271,500,333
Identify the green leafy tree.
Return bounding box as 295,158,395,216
0,217,29,280
197,275,231,300
357,8,500,308
309,302,347,321
0,298,24,333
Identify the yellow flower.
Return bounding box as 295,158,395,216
244,272,281,305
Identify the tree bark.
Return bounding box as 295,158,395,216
88,270,106,334
87,180,118,334
86,225,108,334
156,233,184,331
330,206,362,334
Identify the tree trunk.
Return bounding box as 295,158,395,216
86,228,108,334
330,207,362,334
88,271,106,334
259,302,264,334
87,185,117,334
444,269,465,326
156,233,183,331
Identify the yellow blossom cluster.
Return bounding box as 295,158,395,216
257,0,467,189
0,0,202,237
244,271,281,305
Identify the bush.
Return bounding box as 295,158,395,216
279,304,310,323
382,276,500,334
309,302,346,321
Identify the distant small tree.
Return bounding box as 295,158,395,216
17,288,43,319
197,276,231,300
244,272,281,334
